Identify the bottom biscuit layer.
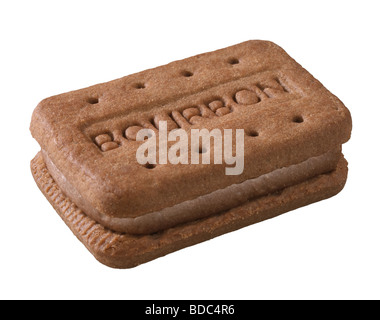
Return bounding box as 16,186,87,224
31,151,348,268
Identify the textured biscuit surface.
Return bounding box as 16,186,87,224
30,40,352,267
31,152,348,269
30,40,352,222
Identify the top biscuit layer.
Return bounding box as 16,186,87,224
30,40,352,219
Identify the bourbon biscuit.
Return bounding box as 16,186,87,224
30,40,352,267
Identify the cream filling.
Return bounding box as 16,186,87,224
42,149,340,235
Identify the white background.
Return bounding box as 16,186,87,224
1,0,379,300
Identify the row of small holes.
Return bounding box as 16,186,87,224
86,57,240,103
94,112,303,153
143,117,303,169
88,55,304,170
245,116,304,138
129,57,240,92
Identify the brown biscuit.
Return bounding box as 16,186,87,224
30,40,352,225
31,151,348,269
30,40,352,267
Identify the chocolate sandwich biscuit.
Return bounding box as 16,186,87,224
30,40,352,268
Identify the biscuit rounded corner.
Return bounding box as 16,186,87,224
30,96,59,143
331,97,353,144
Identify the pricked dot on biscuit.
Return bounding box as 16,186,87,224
144,163,156,169
95,133,112,146
182,107,200,120
101,141,119,152
181,70,193,77
228,57,239,65
234,89,259,105
208,100,224,112
246,130,259,137
215,107,230,116
125,126,145,140
195,145,208,154
134,82,145,89
87,97,99,104
293,115,304,123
